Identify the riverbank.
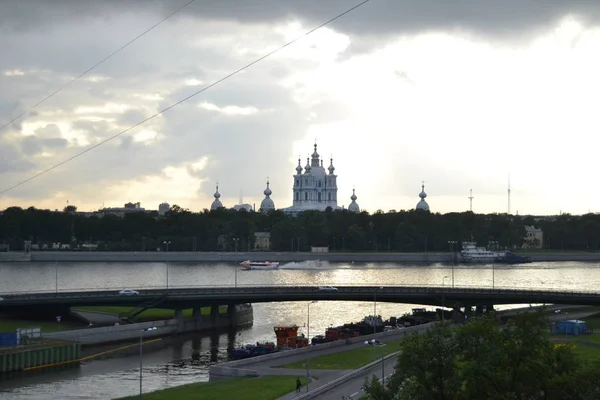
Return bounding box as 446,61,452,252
1,250,599,263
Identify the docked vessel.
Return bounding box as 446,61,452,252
239,260,280,270
459,241,501,263
230,325,307,360
497,251,532,264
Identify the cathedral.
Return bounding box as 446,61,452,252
208,143,443,214
281,143,340,214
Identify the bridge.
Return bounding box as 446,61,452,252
1,285,599,312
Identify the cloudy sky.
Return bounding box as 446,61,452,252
1,0,599,215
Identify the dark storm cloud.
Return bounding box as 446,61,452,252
2,0,599,41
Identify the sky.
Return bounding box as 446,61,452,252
1,0,599,216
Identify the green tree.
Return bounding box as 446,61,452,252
362,311,600,400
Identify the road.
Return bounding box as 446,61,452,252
320,355,398,400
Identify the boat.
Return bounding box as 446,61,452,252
231,341,276,359
459,241,501,263
274,325,309,348
310,315,384,346
239,260,280,270
497,251,532,264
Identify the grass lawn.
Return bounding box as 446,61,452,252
73,306,227,321
0,319,81,333
115,376,306,400
281,338,404,370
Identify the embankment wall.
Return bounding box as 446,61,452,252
16,251,600,263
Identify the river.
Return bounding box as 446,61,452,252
0,260,597,399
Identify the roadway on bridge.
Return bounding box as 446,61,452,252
3,286,600,310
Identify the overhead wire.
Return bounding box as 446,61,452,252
0,0,372,197
0,0,198,133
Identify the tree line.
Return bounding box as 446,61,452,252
0,204,599,252
362,311,600,399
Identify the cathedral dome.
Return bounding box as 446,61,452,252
348,188,360,213
416,182,429,211
296,157,303,174
260,180,275,213
210,184,224,210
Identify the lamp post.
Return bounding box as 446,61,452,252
306,300,318,392
163,241,171,291
373,287,383,334
139,326,158,398
365,339,386,385
233,238,239,253
442,276,450,321
447,240,457,287
489,240,499,289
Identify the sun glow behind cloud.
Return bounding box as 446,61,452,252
280,16,600,215
1,10,600,216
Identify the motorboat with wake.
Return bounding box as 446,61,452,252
239,260,280,270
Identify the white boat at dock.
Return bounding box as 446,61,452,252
459,242,502,263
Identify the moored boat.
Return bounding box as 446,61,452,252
460,241,501,263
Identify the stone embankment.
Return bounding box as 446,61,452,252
4,250,598,263
44,305,253,345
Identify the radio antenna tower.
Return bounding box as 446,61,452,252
508,173,511,215
468,189,474,212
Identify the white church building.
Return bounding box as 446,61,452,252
281,143,342,214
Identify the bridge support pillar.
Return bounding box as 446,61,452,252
174,309,184,333
475,305,485,315
210,305,220,329
227,304,237,327
486,304,495,313
192,308,202,331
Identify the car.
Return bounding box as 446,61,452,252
118,289,139,296
318,286,338,292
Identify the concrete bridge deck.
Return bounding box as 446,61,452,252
1,285,600,312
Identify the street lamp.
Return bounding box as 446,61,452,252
365,339,386,385
373,287,384,334
305,301,318,392
442,276,450,321
139,326,158,398
163,241,171,291
233,238,239,253
489,240,499,289
447,240,457,287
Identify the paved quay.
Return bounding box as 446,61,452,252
0,250,597,263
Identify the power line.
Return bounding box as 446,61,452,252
0,0,372,197
0,0,197,133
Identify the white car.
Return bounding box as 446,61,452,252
118,289,139,296
318,286,338,292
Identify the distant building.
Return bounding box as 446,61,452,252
254,232,271,251
158,203,170,216
233,204,253,212
523,226,543,249
282,143,339,214
102,202,145,217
